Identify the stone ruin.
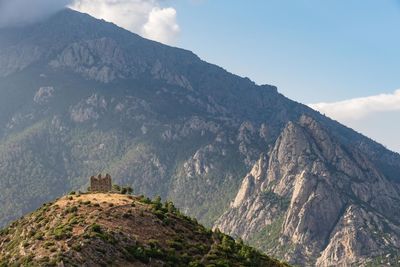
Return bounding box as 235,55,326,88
90,174,112,192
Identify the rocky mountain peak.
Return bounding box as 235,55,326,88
215,116,400,266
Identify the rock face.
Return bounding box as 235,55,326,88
33,87,55,104
49,38,130,83
215,116,400,266
0,8,400,267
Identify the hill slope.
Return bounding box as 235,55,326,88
0,192,287,266
0,8,400,266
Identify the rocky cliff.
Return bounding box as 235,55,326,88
215,115,400,266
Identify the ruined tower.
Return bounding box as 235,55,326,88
89,174,112,192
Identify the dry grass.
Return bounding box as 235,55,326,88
56,193,137,208
0,193,288,267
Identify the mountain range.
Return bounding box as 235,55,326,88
0,9,400,266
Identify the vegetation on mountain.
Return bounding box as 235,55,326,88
0,192,288,267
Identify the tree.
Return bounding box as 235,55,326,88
126,186,133,194
153,196,162,210
112,184,121,192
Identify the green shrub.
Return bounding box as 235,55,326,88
139,196,152,204
148,239,159,248
44,241,55,248
66,206,78,213
221,235,235,252
188,260,204,267
68,216,78,225
154,210,166,220
162,217,170,226
164,201,177,213
126,187,133,194
91,224,102,233
72,244,81,251
0,229,8,236
34,232,44,240
126,245,149,263
166,239,183,250
53,225,72,240
122,212,131,219
112,185,121,192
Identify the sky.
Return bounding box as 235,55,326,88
0,0,399,152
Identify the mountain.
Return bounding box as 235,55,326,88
214,116,400,266
0,192,287,266
0,8,400,266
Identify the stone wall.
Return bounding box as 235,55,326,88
90,174,112,192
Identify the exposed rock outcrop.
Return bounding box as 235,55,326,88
34,87,55,104
215,116,400,266
49,38,130,83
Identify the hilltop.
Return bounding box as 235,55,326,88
0,192,288,266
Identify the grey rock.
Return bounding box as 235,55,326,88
215,116,400,266
33,87,55,104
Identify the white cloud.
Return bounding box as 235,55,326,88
0,0,180,44
70,0,180,45
309,89,400,121
143,7,180,45
309,90,400,153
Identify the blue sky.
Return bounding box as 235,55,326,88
173,0,400,103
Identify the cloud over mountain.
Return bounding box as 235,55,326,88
142,6,180,45
70,0,180,45
309,90,400,153
309,89,400,121
0,0,180,45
